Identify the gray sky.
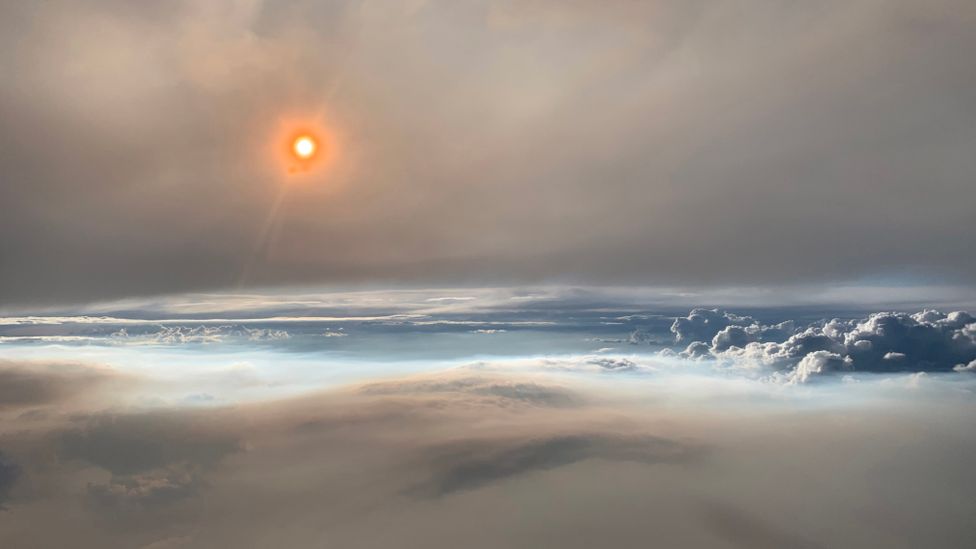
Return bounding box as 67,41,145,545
2,0,975,304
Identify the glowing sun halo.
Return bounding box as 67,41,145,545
292,135,317,159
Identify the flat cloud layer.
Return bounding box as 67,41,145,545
1,363,975,548
2,0,976,304
3,288,974,385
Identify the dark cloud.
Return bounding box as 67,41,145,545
406,433,699,498
670,309,794,349
0,362,125,410
586,357,639,371
698,501,824,549
59,413,242,476
2,1,976,305
87,465,201,508
671,309,751,345
0,453,19,509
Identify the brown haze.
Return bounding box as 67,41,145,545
0,360,973,548
2,1,975,304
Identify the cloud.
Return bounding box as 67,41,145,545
586,357,639,372
0,408,243,512
0,361,127,410
358,375,583,408
0,453,20,509
59,412,242,477
664,308,976,382
786,351,853,385
405,433,698,498
698,501,824,549
111,325,290,344
670,309,795,349
954,360,976,373
87,464,202,508
1,367,976,547
671,309,750,345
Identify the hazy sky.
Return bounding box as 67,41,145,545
3,0,975,304
5,5,976,545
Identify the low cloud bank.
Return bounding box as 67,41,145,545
660,308,976,383
0,361,130,410
0,361,975,547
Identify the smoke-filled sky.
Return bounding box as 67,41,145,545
3,2,976,547
2,0,975,304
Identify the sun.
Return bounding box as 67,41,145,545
274,119,336,176
292,135,317,160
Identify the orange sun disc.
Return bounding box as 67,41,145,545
292,135,317,159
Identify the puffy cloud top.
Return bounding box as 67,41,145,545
668,309,976,383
